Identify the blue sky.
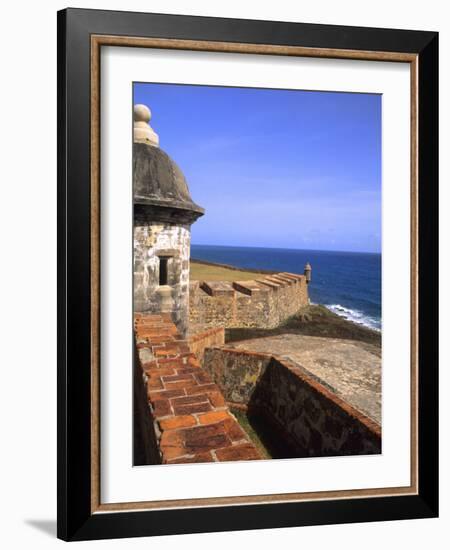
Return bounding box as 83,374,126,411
134,83,381,253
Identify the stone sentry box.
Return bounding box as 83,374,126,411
133,104,204,336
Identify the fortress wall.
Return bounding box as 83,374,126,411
251,356,381,457
203,347,381,457
189,273,308,329
187,326,225,361
234,286,277,328
202,348,272,405
189,281,236,328
134,313,262,465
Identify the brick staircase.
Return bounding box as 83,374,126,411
135,313,262,464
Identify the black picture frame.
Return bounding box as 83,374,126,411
57,7,438,541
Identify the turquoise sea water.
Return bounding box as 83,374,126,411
191,244,381,331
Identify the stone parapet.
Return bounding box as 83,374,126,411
187,326,225,361
189,272,308,329
203,346,381,457
134,313,262,464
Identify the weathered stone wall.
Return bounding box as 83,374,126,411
203,347,381,457
189,273,308,329
187,327,225,361
134,221,191,336
252,357,381,457
202,348,272,404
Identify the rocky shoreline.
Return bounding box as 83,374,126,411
225,304,381,350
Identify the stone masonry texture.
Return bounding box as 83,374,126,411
134,223,191,336
189,272,309,329
187,326,225,361
229,334,381,424
203,347,381,457
134,313,262,464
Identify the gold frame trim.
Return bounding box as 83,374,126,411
90,35,419,514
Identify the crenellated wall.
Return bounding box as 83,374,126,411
189,272,308,329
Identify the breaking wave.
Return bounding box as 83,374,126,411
325,304,381,332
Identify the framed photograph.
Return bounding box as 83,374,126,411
57,8,438,541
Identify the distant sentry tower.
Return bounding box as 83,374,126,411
133,104,204,336
304,262,312,284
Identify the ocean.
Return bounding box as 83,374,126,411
191,244,381,331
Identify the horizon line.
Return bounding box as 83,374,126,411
191,242,381,255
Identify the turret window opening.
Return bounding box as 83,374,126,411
159,256,170,286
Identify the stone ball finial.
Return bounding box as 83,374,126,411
134,103,159,147
134,103,151,123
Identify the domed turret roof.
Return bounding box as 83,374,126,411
133,104,204,224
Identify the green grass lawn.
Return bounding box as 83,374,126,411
190,261,381,349
231,409,273,459
190,260,260,281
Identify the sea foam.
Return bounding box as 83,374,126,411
325,304,381,332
